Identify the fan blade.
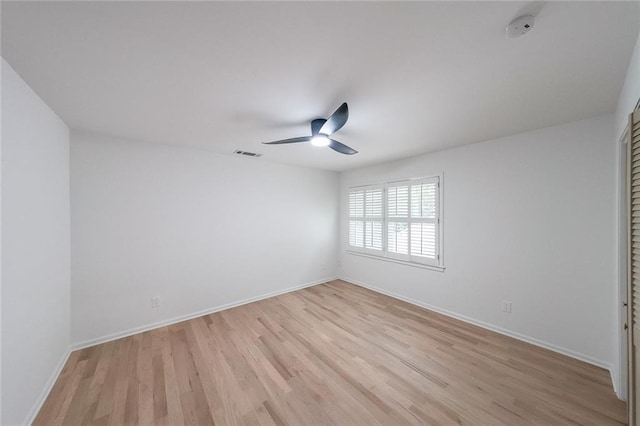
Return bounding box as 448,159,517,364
311,119,326,136
319,103,348,135
329,139,357,155
262,136,311,145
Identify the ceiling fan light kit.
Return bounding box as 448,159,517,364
311,135,330,147
262,103,358,155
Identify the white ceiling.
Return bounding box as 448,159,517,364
2,1,639,171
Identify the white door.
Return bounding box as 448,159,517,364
628,108,640,425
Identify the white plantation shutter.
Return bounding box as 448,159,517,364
409,180,438,263
349,176,442,267
349,190,364,247
387,184,410,257
387,177,440,265
349,190,364,218
365,221,383,250
349,186,384,252
411,223,437,259
388,221,409,255
349,220,364,248
388,186,409,217
363,187,383,251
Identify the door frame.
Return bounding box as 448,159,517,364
623,99,640,425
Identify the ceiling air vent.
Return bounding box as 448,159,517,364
233,150,262,158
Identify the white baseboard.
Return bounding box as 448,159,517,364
610,363,626,401
24,347,72,425
611,367,621,400
72,276,336,351
341,276,614,373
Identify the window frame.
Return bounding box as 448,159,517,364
347,174,444,271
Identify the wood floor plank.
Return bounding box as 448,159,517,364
34,350,81,424
33,280,625,425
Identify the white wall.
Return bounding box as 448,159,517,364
616,22,640,139
71,132,339,345
1,59,71,425
1,61,3,426
340,114,616,369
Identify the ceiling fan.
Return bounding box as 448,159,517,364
262,103,357,155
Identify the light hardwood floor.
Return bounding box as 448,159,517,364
35,280,625,425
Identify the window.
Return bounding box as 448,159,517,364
348,176,442,268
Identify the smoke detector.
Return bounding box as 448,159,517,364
506,15,535,39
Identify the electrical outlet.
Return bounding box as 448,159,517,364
501,301,512,313
151,296,161,309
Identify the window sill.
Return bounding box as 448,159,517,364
346,250,445,272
